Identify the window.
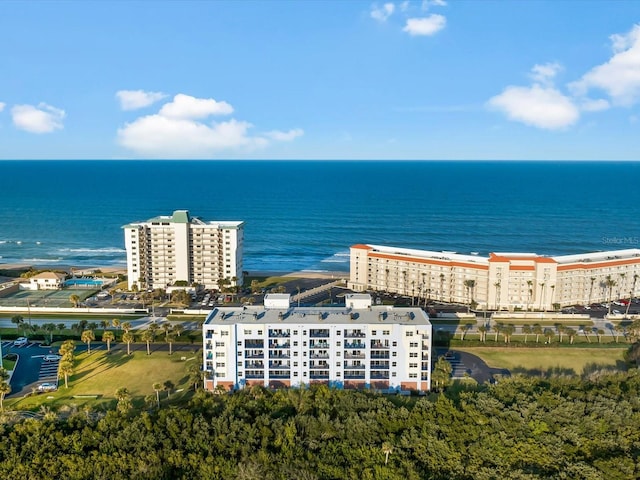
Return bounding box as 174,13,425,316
237,341,242,346
221,331,229,336
383,330,390,335
336,341,341,346
216,362,225,368
409,363,418,368
215,342,225,347
336,351,341,357
258,330,263,335
336,330,341,335
244,330,252,335
293,330,298,335
303,362,307,367
392,341,397,347
392,362,397,367
293,362,298,367
409,352,418,358
409,373,417,378
392,372,397,377
410,342,418,348
294,352,298,356
237,361,242,366
336,362,341,367
294,372,298,377
216,352,225,358
371,330,377,335
293,341,298,346
336,372,341,377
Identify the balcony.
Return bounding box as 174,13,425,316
422,353,430,360
370,363,389,370
344,352,365,359
269,362,290,369
269,330,291,338
310,363,330,369
344,330,366,338
245,341,264,349
370,342,389,350
269,342,290,349
309,353,329,359
245,351,264,359
310,342,330,349
245,372,264,379
344,342,366,349
245,362,264,369
344,373,365,380
205,343,213,350
370,352,389,359
421,374,429,381
344,364,365,370
310,372,330,379
206,352,213,360
268,372,291,379
310,329,330,338
371,371,389,379
269,352,290,359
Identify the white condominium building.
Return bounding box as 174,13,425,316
123,210,244,291
203,294,432,393
350,244,640,311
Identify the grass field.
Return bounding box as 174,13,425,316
6,348,198,411
455,346,628,376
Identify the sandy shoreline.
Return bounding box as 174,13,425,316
0,263,348,281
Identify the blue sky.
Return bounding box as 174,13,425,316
1,0,640,160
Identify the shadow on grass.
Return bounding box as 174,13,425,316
509,360,629,378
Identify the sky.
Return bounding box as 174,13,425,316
1,0,640,160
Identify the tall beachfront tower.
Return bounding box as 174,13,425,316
202,294,432,393
123,210,244,291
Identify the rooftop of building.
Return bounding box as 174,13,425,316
123,210,243,229
354,244,640,267
204,304,430,327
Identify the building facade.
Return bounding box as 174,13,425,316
123,210,244,291
203,294,432,393
349,244,640,311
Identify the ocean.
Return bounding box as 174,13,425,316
1,160,639,274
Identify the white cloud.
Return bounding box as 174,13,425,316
371,3,395,22
422,0,446,9
159,93,233,119
530,62,562,86
117,93,302,158
400,1,409,12
403,14,446,36
487,84,579,130
116,90,167,110
11,103,65,133
579,98,610,112
265,128,304,141
0,102,5,112
569,24,640,106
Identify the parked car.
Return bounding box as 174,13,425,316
13,337,28,346
44,354,61,362
37,382,57,392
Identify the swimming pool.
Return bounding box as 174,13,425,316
64,278,105,288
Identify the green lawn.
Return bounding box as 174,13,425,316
7,348,198,410
455,346,627,375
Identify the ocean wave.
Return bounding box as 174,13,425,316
320,258,350,263
58,247,126,253
22,257,64,263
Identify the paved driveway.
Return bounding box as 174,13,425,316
436,348,510,384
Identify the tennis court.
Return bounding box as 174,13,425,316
0,287,96,308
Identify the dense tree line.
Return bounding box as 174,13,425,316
1,370,639,479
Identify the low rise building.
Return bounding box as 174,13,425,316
349,244,640,310
203,294,432,393
27,272,66,290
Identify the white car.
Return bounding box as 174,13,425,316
13,337,28,346
44,354,61,362
37,383,57,392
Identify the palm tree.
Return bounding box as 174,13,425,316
522,324,532,343
112,318,120,332
59,339,76,360
11,314,25,336
121,321,132,333
494,281,501,310
550,285,555,308
439,273,445,301
173,324,184,338
42,323,56,344
604,275,617,315
100,319,109,332
526,280,533,311
501,324,515,343
538,283,546,311
382,442,393,466
566,327,576,344
478,324,487,342
122,331,134,355
494,323,502,342
0,381,11,410
163,380,175,399
115,387,132,414
402,270,408,297
148,322,160,341
588,277,596,305
463,279,476,312
165,332,176,355
102,330,115,352
385,268,390,292
596,328,605,344
81,330,95,354
556,324,565,343
544,328,555,344
58,360,74,388
626,290,633,317
141,329,154,355
533,324,543,343
614,323,626,343
69,294,80,308
153,382,162,408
